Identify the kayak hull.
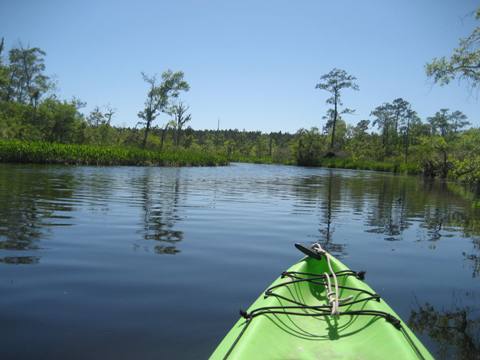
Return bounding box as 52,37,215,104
210,255,433,359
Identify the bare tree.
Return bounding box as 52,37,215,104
169,101,192,147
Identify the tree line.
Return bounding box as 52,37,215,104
1,7,480,185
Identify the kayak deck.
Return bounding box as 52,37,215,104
211,254,433,359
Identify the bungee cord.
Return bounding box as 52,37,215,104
221,243,425,360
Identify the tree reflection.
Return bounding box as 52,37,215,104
0,256,40,265
360,176,480,243
292,170,480,275
318,171,346,255
463,252,480,278
463,235,480,278
365,176,411,240
0,165,76,263
409,300,480,359
293,171,346,257
138,168,184,255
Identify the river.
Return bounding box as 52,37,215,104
0,163,478,359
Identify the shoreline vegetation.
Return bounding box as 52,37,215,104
0,138,444,177
1,6,480,187
0,140,227,167
0,138,421,174
237,156,422,174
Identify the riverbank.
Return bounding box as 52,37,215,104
0,140,474,187
235,156,422,175
0,140,228,166
312,157,422,175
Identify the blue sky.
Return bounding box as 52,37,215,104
1,0,479,132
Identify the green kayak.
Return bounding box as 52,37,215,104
210,244,433,359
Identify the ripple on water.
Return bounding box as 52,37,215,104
0,163,479,359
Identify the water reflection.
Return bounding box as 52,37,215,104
1,164,479,269
291,170,480,275
0,166,76,259
317,171,346,255
463,232,480,279
363,177,410,241
0,255,40,265
292,171,346,256
409,297,480,359
0,164,480,358
137,168,184,255
359,176,480,243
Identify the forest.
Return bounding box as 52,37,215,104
1,8,480,185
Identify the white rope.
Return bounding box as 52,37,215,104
312,243,352,316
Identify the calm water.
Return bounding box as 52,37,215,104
0,163,479,359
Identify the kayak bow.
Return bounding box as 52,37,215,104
210,243,433,359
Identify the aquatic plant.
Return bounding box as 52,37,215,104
0,140,228,167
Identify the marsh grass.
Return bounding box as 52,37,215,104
0,140,228,166
228,154,422,174
317,158,422,175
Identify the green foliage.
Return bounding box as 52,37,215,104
451,129,480,184
85,105,116,145
417,135,450,178
138,70,189,148
36,98,85,143
345,132,383,161
370,98,418,159
293,128,326,166
428,108,469,137
0,97,85,143
315,157,421,174
0,140,227,166
426,7,480,88
2,44,53,104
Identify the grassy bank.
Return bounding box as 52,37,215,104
230,155,423,175
229,155,296,165
0,140,228,166
315,158,422,174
